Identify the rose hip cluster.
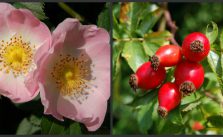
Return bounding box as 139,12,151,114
129,32,210,118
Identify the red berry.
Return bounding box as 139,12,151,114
192,121,204,131
158,82,181,118
182,32,210,62
174,60,204,96
129,61,166,91
151,45,182,70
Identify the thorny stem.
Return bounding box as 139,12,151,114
58,3,84,22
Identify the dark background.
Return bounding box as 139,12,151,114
0,2,110,134
168,3,223,44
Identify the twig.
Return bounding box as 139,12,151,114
163,5,179,46
58,3,84,22
113,38,144,42
204,91,223,106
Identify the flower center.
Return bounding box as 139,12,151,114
51,53,96,103
0,34,34,77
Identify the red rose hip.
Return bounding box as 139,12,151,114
129,61,166,91
182,32,210,62
151,45,182,70
192,121,204,131
158,82,181,118
174,60,204,96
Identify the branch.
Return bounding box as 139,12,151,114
164,7,179,46
204,91,223,107
58,3,84,22
113,38,144,42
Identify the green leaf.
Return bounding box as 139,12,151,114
181,93,201,105
97,5,110,31
16,115,41,135
160,121,184,134
13,2,47,20
220,29,223,50
64,122,82,134
136,5,163,36
41,115,65,134
136,101,155,133
207,51,222,78
202,97,223,115
121,41,147,72
167,106,184,125
207,115,223,128
203,72,219,90
206,21,218,44
143,31,171,56
113,41,124,80
118,3,163,37
181,101,201,112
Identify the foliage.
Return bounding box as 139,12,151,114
13,2,48,20
112,2,223,135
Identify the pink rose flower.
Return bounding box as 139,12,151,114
0,3,51,103
35,18,110,131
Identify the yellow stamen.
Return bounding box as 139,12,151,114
51,53,95,100
0,34,34,77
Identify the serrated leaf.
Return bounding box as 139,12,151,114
130,88,158,107
97,6,110,31
41,115,65,134
143,31,171,56
16,115,41,135
181,101,201,112
181,93,202,105
13,2,47,20
136,100,156,133
119,3,163,37
203,72,219,90
136,6,163,36
206,21,218,44
207,51,222,78
207,115,223,128
167,106,184,125
202,97,223,115
113,41,124,80
121,41,147,72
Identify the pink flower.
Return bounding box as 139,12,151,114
0,3,51,103
35,18,110,131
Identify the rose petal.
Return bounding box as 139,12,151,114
57,88,107,131
6,9,51,49
0,71,39,103
39,83,64,121
0,2,15,13
53,18,86,49
83,28,110,100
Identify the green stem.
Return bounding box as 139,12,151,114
58,3,84,22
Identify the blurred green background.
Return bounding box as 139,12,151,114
113,2,223,135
